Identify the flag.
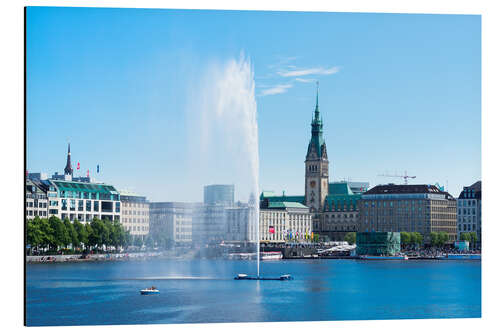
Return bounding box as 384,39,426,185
97,164,100,173
77,162,80,170
87,169,89,177
269,226,275,234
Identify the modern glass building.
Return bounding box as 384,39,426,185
203,184,234,206
356,232,401,256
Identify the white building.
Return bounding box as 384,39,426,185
119,191,150,236
259,202,312,243
150,202,196,245
25,178,48,219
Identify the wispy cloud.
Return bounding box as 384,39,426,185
278,66,340,77
295,78,316,83
260,84,293,96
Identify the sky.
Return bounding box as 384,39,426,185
26,7,481,201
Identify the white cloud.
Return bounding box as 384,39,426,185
260,84,293,96
295,78,316,83
278,66,340,77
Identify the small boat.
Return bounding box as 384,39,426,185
260,251,283,261
234,273,293,281
140,286,160,295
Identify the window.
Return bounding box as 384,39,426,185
94,201,99,212
70,199,76,211
61,199,67,210
86,200,91,211
78,200,84,211
115,202,121,213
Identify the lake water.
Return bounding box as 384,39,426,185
26,259,481,326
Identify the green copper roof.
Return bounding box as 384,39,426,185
51,180,118,195
329,182,354,196
307,82,326,158
268,201,309,209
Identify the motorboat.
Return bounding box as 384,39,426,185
234,273,293,281
140,286,160,295
260,251,283,260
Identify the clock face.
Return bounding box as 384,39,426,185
310,180,316,188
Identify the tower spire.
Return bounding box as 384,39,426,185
64,142,73,176
314,81,320,120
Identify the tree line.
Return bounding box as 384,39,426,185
26,216,133,254
344,231,453,247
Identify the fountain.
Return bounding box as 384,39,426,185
190,53,291,281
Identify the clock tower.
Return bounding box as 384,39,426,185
305,83,329,212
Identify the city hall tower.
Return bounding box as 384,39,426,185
305,84,329,212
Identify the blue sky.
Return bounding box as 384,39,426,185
26,7,481,201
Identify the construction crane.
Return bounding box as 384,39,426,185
377,170,416,185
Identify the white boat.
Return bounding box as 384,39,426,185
260,251,283,261
140,287,160,295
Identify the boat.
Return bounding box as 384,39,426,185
140,286,160,295
260,251,283,261
234,273,293,281
359,255,408,260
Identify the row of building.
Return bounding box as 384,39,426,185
26,88,481,246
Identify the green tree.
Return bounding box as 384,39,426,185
84,223,93,250
47,216,68,251
344,232,356,245
400,232,411,245
460,232,471,242
102,219,113,249
412,232,423,246
437,232,449,247
430,232,439,247
73,219,88,249
89,219,106,250
27,217,44,254
64,218,79,250
470,232,478,246
313,234,320,243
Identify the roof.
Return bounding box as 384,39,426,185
267,201,309,209
50,180,119,195
364,184,446,195
329,182,354,196
459,181,482,200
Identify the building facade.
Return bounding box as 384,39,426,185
203,184,235,206
457,181,481,244
120,191,150,236
359,184,457,243
150,202,196,245
259,202,312,243
25,178,49,220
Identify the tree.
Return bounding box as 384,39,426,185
412,232,423,246
27,217,44,254
313,234,320,243
84,223,94,251
64,218,79,250
90,219,106,250
470,232,478,246
344,232,356,245
145,235,154,248
47,216,68,251
437,232,449,247
73,219,88,250
430,232,439,247
400,232,411,246
460,232,471,242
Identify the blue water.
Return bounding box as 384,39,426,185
26,259,481,326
